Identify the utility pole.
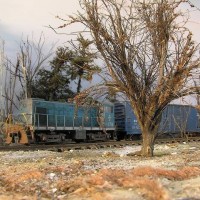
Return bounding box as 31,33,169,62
0,39,5,121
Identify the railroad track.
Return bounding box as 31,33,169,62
0,137,200,152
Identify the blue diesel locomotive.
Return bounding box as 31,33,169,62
15,98,115,143
114,101,200,139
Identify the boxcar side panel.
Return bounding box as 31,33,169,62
115,101,200,137
125,102,141,135
187,107,199,133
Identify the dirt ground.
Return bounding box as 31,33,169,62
0,142,200,200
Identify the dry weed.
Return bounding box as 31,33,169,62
57,166,200,200
119,177,169,200
3,170,44,189
130,166,200,180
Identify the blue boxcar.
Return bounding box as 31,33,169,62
159,104,200,135
114,101,200,139
17,98,115,143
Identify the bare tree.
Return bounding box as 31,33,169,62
0,39,5,121
19,33,55,98
2,57,20,118
0,33,55,119
58,0,200,156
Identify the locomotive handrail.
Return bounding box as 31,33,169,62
12,112,115,132
33,113,104,130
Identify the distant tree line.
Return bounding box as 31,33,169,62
31,34,100,101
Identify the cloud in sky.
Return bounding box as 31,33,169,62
0,0,200,58
0,23,17,42
0,0,81,57
0,22,21,58
0,0,80,31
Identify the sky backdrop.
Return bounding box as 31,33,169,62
0,0,200,105
0,0,81,57
0,0,200,58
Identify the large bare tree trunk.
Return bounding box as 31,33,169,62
141,129,157,157
129,94,162,156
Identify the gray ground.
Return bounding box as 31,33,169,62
0,142,199,200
